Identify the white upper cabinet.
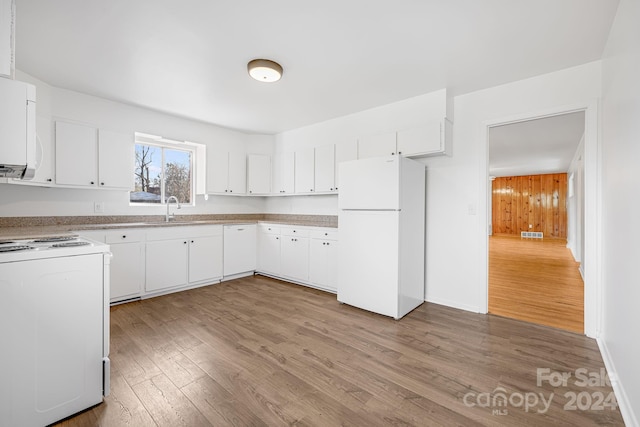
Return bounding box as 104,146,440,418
358,119,452,159
247,154,271,195
358,131,397,159
55,121,98,187
228,151,247,194
207,149,246,194
29,115,55,185
397,119,452,157
98,129,134,189
272,151,294,194
55,121,134,189
334,139,358,191
314,145,335,193
295,147,315,194
0,0,14,78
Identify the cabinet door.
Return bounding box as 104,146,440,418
247,154,271,195
30,115,55,185
55,121,98,186
110,241,144,302
207,149,229,194
223,224,257,276
227,151,246,194
189,234,223,283
272,152,294,194
145,239,188,292
98,129,134,189
396,122,441,157
314,145,335,193
281,236,309,281
309,239,338,291
334,139,358,191
295,147,315,194
0,0,12,78
358,131,396,159
257,233,281,275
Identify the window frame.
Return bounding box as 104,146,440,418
130,135,197,206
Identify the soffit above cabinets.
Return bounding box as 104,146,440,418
15,0,618,134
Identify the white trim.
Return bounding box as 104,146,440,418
479,100,601,338
425,296,482,314
598,338,639,427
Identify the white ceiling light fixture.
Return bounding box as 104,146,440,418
247,59,283,83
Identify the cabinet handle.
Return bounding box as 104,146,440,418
237,228,244,231
90,181,95,185
249,190,252,193
398,151,402,155
276,237,279,240
310,189,313,192
327,243,330,246
230,190,233,193
293,230,296,233
184,241,187,244
324,233,328,236
122,235,126,239
100,182,105,186
225,189,228,192
391,152,395,155
46,178,52,182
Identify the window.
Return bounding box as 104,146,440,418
131,135,194,204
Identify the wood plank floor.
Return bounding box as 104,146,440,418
489,235,584,334
55,275,622,426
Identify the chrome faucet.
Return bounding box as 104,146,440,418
165,196,181,222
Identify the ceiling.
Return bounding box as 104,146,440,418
15,1,618,134
489,111,586,177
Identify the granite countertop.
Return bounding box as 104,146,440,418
0,214,337,240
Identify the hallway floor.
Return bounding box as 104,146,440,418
489,235,584,333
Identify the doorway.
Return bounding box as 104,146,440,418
487,111,586,333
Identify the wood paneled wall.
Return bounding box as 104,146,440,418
492,173,567,239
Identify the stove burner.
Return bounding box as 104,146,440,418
51,241,91,248
0,245,34,253
32,236,77,243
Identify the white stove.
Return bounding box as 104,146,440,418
0,234,111,426
0,235,104,260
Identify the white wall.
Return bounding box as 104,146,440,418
421,62,601,312
599,0,640,424
0,71,269,217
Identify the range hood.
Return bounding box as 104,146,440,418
0,78,36,179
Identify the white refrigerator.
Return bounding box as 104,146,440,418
337,155,426,319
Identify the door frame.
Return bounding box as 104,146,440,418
479,99,600,338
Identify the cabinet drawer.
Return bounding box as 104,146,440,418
105,230,145,243
259,224,281,235
281,226,310,238
309,229,338,240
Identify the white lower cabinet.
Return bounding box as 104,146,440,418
257,224,338,293
189,234,223,283
145,225,223,294
145,238,189,293
257,224,281,276
106,231,145,303
223,224,257,277
281,228,310,282
309,230,338,292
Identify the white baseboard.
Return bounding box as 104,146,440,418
597,337,639,427
424,295,482,313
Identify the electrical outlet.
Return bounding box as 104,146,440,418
94,202,105,213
